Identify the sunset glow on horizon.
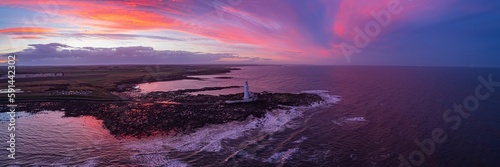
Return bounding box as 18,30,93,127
1,0,499,66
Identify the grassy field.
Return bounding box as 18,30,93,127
0,65,238,101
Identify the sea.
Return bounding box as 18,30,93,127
1,65,500,166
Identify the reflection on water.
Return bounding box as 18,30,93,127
138,66,296,95
0,111,134,166
139,75,234,93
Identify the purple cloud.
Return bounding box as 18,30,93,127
3,43,265,65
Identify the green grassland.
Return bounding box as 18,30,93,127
0,65,238,101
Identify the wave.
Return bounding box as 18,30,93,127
345,117,366,122
130,154,188,167
76,158,98,167
264,148,299,164
304,149,333,163
301,90,342,106
332,117,367,126
292,136,308,144
228,147,301,165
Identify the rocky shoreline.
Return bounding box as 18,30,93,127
3,87,324,138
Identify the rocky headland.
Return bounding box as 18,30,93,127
3,86,324,138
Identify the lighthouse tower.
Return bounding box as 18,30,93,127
243,81,250,100
225,81,256,104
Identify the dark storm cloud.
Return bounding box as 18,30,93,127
4,43,255,65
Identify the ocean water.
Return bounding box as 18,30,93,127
1,65,500,166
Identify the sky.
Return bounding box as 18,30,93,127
0,0,499,66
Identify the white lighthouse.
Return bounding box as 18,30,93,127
225,81,257,104
243,81,250,100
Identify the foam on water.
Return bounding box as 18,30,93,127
235,148,301,164
264,148,299,164
304,149,333,163
345,117,366,122
130,154,188,167
125,90,340,166
76,158,98,167
301,90,342,106
292,136,308,144
332,117,367,126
